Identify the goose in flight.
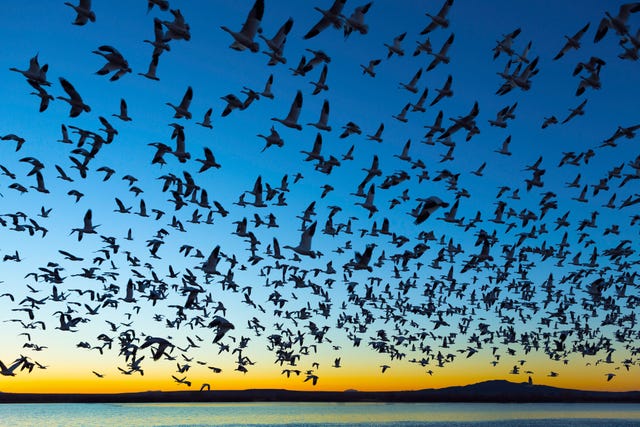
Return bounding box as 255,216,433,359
172,376,191,387
366,123,384,142
471,161,487,177
423,110,444,142
0,357,27,376
221,0,264,53
414,196,449,224
553,22,590,60
393,139,412,162
575,70,601,96
573,56,606,76
10,54,50,86
208,316,235,343
112,98,132,122
414,37,433,57
260,17,294,65
302,49,331,74
594,3,640,43
303,0,346,40
258,126,284,151
440,100,479,139
350,244,375,271
410,87,429,112
220,93,245,117
201,245,222,275
355,184,378,218
342,2,372,38
399,68,422,94
340,121,361,138
92,45,131,81
242,175,266,208
304,373,319,385
57,77,91,117
494,135,512,156
421,0,454,35
145,18,171,56
196,108,213,129
492,27,521,59
1,134,26,151
301,133,324,162
360,58,381,77
28,80,54,112
30,171,49,194
307,99,331,131
284,221,318,258
426,33,454,72
169,123,191,163
310,64,329,95
70,209,98,241
96,165,115,181
140,336,175,361
167,86,193,119
561,99,588,124
488,102,517,128
163,9,191,41
384,32,407,58
196,147,221,172
272,90,303,130
392,103,411,123
138,53,161,81
64,0,95,25
289,55,308,76
541,115,558,129
260,74,275,99
430,74,453,106
114,198,131,214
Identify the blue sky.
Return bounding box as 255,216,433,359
0,0,638,392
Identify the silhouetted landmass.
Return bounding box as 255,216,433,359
1,380,639,404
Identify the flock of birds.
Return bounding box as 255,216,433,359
0,0,639,392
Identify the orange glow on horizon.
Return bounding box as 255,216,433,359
1,356,637,394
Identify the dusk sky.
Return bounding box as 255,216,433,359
0,0,639,394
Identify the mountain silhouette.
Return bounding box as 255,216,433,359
1,380,638,403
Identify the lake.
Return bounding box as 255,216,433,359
0,402,639,426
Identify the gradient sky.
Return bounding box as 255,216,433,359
0,0,639,394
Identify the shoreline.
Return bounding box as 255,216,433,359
1,380,639,404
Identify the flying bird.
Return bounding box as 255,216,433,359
64,0,95,25
221,0,265,52
57,77,91,117
166,86,193,119
421,0,454,35
553,23,590,60
70,209,98,241
271,90,303,130
303,0,347,40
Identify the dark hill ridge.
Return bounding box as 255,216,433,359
1,380,639,403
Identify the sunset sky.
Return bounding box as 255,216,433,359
0,0,638,394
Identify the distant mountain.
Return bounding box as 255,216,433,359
410,380,640,402
1,380,638,403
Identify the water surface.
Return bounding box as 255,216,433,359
0,402,638,426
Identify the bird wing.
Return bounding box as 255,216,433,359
83,209,93,228
303,0,346,39
285,90,303,122
240,0,264,39
59,77,81,100
180,86,193,109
